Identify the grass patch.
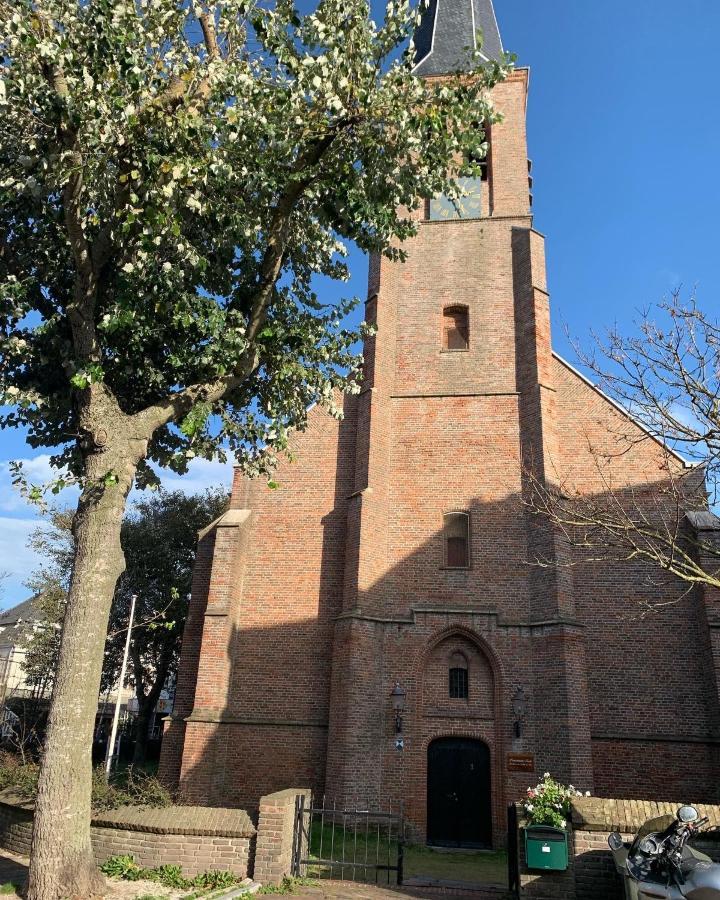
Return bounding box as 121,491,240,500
257,877,318,894
405,845,507,885
0,885,19,896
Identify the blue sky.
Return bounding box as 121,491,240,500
1,0,719,605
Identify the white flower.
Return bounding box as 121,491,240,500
560,820,566,828
162,261,172,271
526,804,533,812
585,791,591,797
543,772,550,779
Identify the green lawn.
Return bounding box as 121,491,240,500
303,821,507,887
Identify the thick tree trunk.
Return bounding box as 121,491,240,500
27,411,144,900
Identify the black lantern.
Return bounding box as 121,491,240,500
391,682,407,734
512,687,527,739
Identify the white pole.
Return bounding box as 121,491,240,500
105,593,137,778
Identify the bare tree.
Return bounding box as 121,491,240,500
526,292,720,603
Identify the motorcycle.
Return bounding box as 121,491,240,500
609,805,720,899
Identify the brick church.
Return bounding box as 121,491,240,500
160,0,720,847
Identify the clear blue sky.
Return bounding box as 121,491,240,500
1,0,719,604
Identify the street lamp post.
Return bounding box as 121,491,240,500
104,593,137,778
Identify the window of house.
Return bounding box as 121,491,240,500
442,306,469,351
449,652,469,699
443,512,470,568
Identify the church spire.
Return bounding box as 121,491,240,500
412,0,503,76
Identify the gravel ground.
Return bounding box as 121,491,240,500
0,850,218,899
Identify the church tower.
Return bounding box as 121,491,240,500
161,0,720,847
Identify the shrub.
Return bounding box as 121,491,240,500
0,759,39,800
91,765,172,812
0,754,171,812
100,856,244,894
99,855,144,881
522,773,590,829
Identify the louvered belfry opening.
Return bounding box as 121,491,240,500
443,306,469,350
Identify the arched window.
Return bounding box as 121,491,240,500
449,652,469,699
442,306,469,351
443,512,470,568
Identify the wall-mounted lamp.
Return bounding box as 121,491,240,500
512,687,527,739
390,682,407,734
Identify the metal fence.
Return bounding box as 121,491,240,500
293,795,405,885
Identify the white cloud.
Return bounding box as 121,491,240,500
0,454,78,513
0,516,40,607
0,452,235,609
145,456,234,497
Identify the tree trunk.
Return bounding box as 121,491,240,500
27,416,144,900
132,656,169,766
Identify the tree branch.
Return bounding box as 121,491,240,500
134,121,352,435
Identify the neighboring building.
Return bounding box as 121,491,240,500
0,597,135,740
0,598,49,703
160,0,720,847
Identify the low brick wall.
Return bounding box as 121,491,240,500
0,793,33,857
518,798,720,900
253,788,310,886
0,791,256,879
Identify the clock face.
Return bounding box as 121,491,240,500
429,176,482,221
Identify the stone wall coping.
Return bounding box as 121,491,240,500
571,797,720,834
0,790,34,812
0,790,255,838
260,788,310,806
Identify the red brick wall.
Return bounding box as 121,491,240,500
174,397,357,809
552,356,720,801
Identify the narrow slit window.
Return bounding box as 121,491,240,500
443,306,469,351
449,667,469,699
449,652,469,699
444,512,470,568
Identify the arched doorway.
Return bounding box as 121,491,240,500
427,737,492,848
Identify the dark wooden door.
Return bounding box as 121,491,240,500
427,738,492,848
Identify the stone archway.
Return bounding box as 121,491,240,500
412,627,505,848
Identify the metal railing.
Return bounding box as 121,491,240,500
293,795,404,885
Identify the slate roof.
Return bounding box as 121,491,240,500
0,597,43,646
686,511,720,532
413,0,503,77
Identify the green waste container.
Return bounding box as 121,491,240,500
524,826,569,871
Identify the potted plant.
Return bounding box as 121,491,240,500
522,773,590,871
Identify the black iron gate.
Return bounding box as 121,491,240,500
292,796,404,885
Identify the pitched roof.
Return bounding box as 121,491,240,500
0,597,39,629
413,0,503,77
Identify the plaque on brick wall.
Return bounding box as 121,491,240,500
507,753,535,773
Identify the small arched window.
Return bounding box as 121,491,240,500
442,306,469,351
444,512,470,569
449,652,469,699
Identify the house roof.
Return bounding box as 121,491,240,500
0,597,43,646
413,0,503,76
0,598,39,628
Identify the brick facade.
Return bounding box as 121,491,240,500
161,58,720,844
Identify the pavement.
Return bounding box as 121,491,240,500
292,881,512,900
0,849,26,893
0,849,511,900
